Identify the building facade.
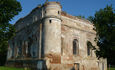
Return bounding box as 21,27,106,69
7,2,107,70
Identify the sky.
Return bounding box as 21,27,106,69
10,0,115,24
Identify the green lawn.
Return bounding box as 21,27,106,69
1,66,115,70
108,68,115,70
0,66,24,70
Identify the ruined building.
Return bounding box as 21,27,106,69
7,1,107,70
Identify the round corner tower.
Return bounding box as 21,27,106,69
42,2,62,59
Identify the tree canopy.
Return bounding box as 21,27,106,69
0,0,22,65
88,5,115,65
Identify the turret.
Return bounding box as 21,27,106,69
44,2,61,18
42,2,62,61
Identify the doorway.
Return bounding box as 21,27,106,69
74,63,80,70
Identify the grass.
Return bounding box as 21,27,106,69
108,68,115,70
1,66,115,70
0,66,25,70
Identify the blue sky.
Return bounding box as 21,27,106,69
10,0,115,24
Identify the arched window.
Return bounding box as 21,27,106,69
27,37,32,57
73,39,79,55
87,41,93,56
19,40,22,56
11,42,15,58
87,44,91,56
22,41,26,56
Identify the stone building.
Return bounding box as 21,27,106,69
7,1,107,70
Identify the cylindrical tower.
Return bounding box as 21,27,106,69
42,2,62,61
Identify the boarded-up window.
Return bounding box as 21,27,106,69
73,39,79,55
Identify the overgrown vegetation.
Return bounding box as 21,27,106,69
88,5,115,65
0,0,22,65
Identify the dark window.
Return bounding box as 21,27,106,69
12,42,15,58
18,40,22,57
45,11,46,13
87,41,93,56
73,39,79,55
33,51,35,57
27,37,32,57
61,37,64,55
58,11,60,14
74,63,80,70
49,20,52,23
87,45,90,56
22,41,26,56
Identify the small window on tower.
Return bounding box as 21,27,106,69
45,11,46,14
58,11,60,14
49,20,52,23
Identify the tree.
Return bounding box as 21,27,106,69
0,0,22,65
88,5,115,65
